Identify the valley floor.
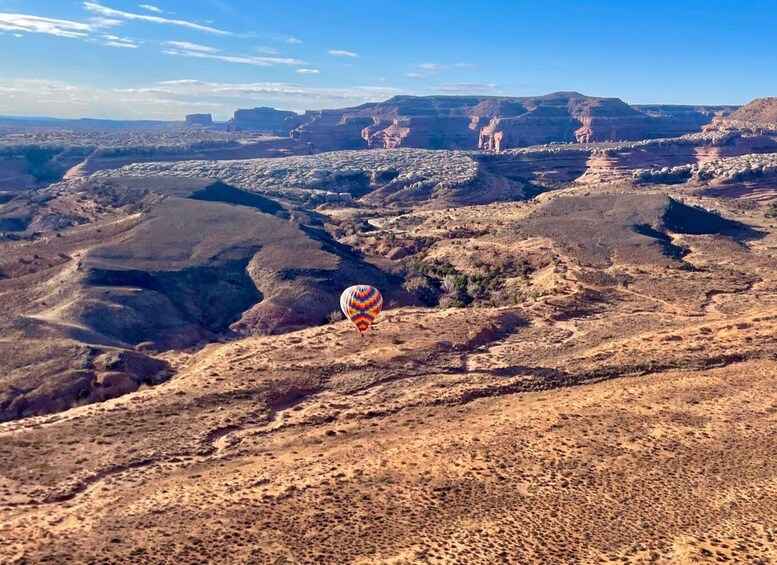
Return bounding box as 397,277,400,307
1,295,775,563
1,133,777,564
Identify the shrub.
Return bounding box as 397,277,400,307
327,310,343,324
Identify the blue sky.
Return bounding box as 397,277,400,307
0,0,775,119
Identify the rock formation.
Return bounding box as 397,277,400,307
705,97,777,135
226,107,299,133
283,93,736,153
184,113,213,126
720,97,777,124
0,175,400,419
291,113,374,149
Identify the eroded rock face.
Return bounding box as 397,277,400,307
286,93,732,152
0,344,171,422
705,97,777,135
634,104,736,132
226,107,299,133
0,145,93,191
184,114,213,127
291,112,373,150
0,176,402,419
633,152,777,186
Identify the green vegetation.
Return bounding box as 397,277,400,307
404,256,534,308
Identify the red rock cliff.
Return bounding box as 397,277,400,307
284,93,732,152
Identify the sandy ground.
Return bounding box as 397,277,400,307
0,290,775,564
1,162,776,563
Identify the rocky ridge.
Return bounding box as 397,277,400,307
705,97,777,135
226,107,299,134
284,93,736,152
184,114,213,127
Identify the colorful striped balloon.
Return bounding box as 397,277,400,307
340,285,383,333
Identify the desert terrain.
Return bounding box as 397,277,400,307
0,95,776,564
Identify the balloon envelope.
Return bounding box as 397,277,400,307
340,285,383,333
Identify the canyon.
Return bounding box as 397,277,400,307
0,92,742,194
277,93,737,152
0,94,775,564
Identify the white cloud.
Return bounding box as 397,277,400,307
165,40,219,53
0,12,99,38
83,2,232,35
297,69,319,74
0,78,226,119
406,63,450,79
138,4,163,13
0,77,405,120
255,46,279,55
0,11,150,50
103,39,137,48
163,47,305,67
454,62,478,69
157,79,398,97
89,17,123,28
99,34,138,47
327,49,357,58
154,79,403,112
284,36,302,44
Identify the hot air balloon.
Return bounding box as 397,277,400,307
340,285,383,333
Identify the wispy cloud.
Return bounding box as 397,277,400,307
255,46,279,55
410,62,478,78
263,34,302,45
407,63,451,80
327,49,357,58
155,79,403,110
83,2,232,35
138,4,163,13
0,13,144,49
0,77,406,119
297,68,319,74
163,47,306,67
165,40,219,53
99,34,138,48
103,39,138,48
0,13,101,38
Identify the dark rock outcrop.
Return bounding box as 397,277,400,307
0,342,171,422
185,113,213,126
519,193,753,268
0,145,93,191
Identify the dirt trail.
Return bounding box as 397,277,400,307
62,158,90,180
